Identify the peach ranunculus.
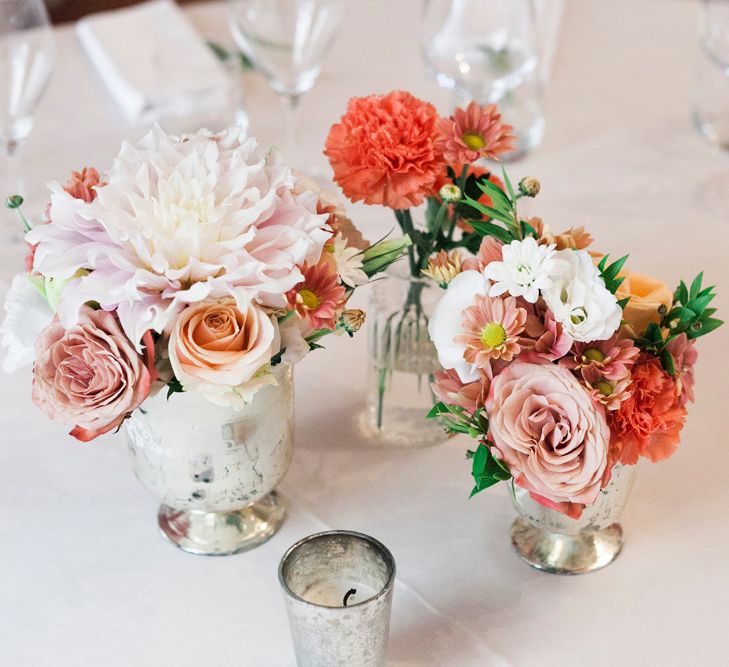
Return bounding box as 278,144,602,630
609,356,686,464
169,297,275,408
32,307,156,442
324,91,442,209
616,271,673,338
462,236,503,272
486,360,610,517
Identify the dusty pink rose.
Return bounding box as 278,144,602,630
431,367,490,413
486,360,609,516
32,307,156,442
169,297,275,406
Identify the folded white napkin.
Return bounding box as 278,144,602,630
76,0,231,124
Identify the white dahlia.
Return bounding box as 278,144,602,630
28,126,331,347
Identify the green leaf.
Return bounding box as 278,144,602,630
687,317,724,339
617,296,630,309
427,402,451,419
476,178,512,214
271,347,286,366
166,377,184,400
676,280,689,304
462,196,514,226
468,220,514,244
501,165,515,200
689,272,704,300
520,219,538,239
603,255,629,282
687,293,714,317
660,349,676,376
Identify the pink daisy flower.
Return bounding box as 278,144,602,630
582,367,632,411
456,295,526,366
435,101,516,164
561,334,639,381
286,261,347,332
665,333,698,407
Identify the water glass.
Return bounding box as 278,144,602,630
421,0,543,159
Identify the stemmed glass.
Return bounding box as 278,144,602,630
228,0,343,166
420,0,543,160
0,0,55,206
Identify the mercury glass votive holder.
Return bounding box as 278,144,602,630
278,530,396,667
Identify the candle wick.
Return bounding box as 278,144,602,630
343,588,357,607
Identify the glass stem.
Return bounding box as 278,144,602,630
281,93,300,167
1,140,25,199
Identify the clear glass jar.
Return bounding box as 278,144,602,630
125,364,293,556
361,263,446,447
510,464,639,574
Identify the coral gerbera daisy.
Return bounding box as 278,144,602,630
456,294,526,366
286,261,347,332
435,101,516,164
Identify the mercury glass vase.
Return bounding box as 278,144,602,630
361,263,446,447
125,364,293,556
510,464,638,574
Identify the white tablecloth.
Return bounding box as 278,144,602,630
2,1,729,665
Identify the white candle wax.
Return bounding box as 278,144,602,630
301,579,379,607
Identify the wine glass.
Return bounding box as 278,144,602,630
420,0,543,160
228,0,343,166
693,0,729,149
0,0,55,207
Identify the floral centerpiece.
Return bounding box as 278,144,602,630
325,91,517,446
414,114,723,571
0,126,407,554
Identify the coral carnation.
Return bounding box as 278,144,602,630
324,91,442,209
609,356,686,464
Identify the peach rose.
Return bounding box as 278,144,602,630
616,272,673,338
486,360,609,516
32,307,156,442
169,297,275,407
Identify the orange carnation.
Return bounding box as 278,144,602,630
608,356,686,464
324,91,442,209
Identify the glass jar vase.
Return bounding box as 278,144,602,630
125,364,293,556
361,263,446,447
510,464,639,574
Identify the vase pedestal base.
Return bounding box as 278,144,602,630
510,517,624,575
158,492,286,556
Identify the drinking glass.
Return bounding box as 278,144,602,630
693,0,729,149
0,0,55,202
228,0,343,166
420,0,543,160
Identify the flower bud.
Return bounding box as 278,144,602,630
361,235,412,276
5,194,23,209
438,183,462,202
422,250,462,287
518,177,540,198
341,308,366,335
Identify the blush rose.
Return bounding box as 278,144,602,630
486,360,610,516
32,307,156,442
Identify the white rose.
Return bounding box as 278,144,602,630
543,250,622,342
0,275,54,373
428,270,489,383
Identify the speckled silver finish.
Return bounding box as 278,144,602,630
510,463,639,574
125,365,293,555
279,531,396,667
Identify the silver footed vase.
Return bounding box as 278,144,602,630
510,463,638,574
125,364,293,556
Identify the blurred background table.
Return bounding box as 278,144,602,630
1,1,728,665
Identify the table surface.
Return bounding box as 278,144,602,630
2,1,729,666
